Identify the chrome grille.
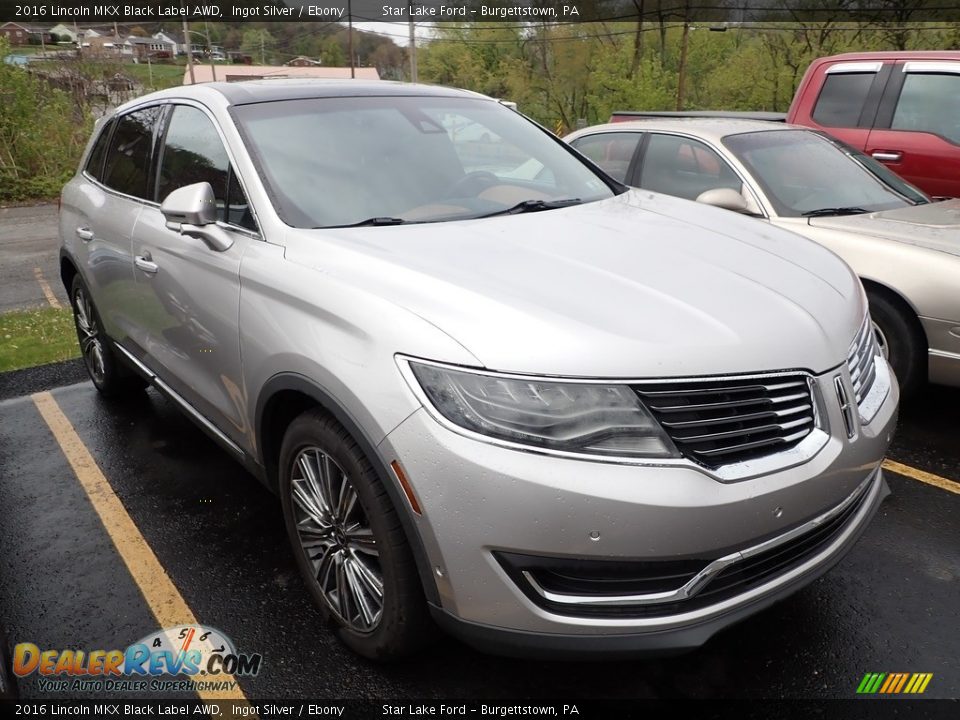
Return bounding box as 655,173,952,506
847,317,879,405
634,374,816,469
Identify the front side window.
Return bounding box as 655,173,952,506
638,134,742,201
102,106,164,199
891,73,960,145
812,72,875,127
569,133,642,183
723,130,922,217
232,95,616,229
157,105,256,232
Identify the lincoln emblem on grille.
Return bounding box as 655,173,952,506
835,376,857,439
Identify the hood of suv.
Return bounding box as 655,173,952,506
285,191,864,378
807,199,960,258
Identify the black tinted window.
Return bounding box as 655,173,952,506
85,119,112,182
157,105,229,205
891,73,960,144
812,73,875,127
570,133,641,182
102,107,163,199
226,172,257,232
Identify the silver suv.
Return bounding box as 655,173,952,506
60,81,898,660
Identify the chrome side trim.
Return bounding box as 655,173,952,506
113,344,245,458
835,375,857,440
521,473,874,608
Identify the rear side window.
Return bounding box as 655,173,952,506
570,133,641,183
891,73,960,145
85,119,113,182
158,105,256,232
812,73,875,127
102,106,164,199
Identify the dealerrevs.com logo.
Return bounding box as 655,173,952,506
13,625,262,693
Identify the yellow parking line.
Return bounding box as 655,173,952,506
882,459,960,496
33,267,62,309
31,391,253,708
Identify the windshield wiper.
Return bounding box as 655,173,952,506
318,216,407,228
801,207,869,217
475,198,583,219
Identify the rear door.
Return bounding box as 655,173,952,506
128,102,260,448
866,61,960,198
62,106,165,343
799,61,891,152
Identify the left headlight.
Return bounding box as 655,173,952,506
406,360,679,459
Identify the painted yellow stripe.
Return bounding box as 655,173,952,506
904,674,920,693
917,673,933,694
893,673,909,693
32,391,253,709
883,460,960,496
33,267,62,309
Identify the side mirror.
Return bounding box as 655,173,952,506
160,182,233,252
696,187,751,215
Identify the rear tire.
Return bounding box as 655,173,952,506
278,408,431,660
70,275,146,398
867,289,925,397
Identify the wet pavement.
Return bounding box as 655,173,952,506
0,377,957,702
0,204,67,313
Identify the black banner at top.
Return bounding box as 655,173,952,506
1,1,959,24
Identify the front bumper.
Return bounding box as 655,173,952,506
377,360,898,656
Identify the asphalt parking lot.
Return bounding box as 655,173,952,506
0,203,957,709
0,376,957,705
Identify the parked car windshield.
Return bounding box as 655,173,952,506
232,95,617,228
722,130,928,217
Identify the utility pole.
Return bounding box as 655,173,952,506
348,0,355,78
182,18,195,84
205,21,216,81
407,1,417,82
676,19,690,110
260,31,265,65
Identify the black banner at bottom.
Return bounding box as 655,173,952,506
0,699,958,720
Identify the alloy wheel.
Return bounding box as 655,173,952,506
74,286,106,384
290,447,384,632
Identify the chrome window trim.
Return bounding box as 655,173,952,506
521,471,875,608
396,354,834,482
825,62,883,74
902,61,960,75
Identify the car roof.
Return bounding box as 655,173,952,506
811,50,960,62
567,118,806,144
115,79,490,113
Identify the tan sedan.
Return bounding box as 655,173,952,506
566,119,960,395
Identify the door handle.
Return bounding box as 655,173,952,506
75,227,94,241
871,151,902,162
135,254,159,274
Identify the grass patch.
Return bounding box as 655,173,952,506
123,62,187,91
0,307,80,373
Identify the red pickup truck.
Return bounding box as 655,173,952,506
612,51,960,198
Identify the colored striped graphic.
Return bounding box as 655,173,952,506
857,672,933,694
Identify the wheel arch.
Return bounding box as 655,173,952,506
860,277,929,351
255,372,440,605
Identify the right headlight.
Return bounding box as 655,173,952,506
406,359,679,459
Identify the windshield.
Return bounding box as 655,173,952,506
232,95,616,228
722,130,928,217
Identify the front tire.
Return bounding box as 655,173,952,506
867,290,925,397
279,408,430,660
